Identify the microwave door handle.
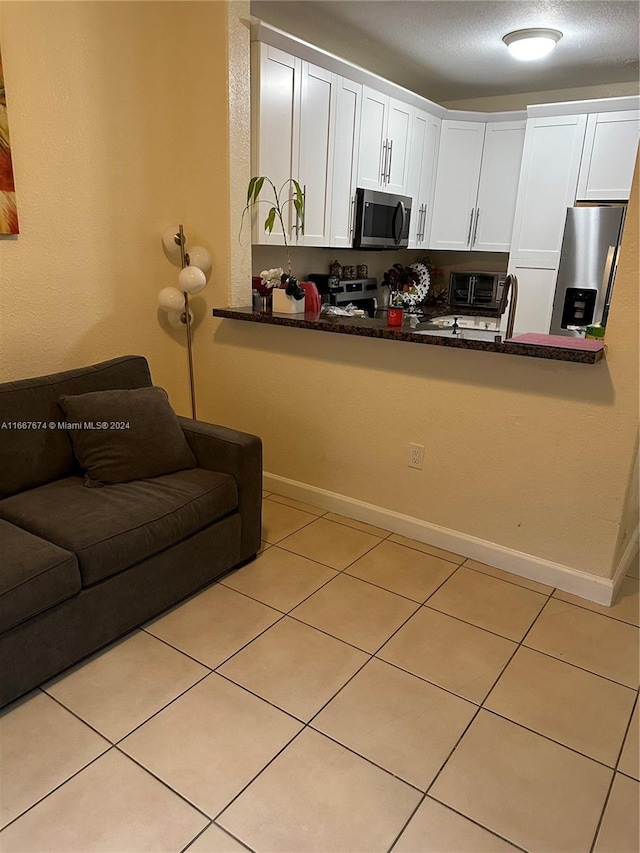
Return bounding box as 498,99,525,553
469,276,475,305
392,201,406,245
349,194,356,241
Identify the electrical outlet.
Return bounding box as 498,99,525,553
408,443,425,470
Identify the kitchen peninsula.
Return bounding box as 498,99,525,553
211,306,605,364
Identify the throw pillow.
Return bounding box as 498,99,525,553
58,386,197,486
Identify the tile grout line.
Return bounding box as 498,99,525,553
180,819,257,853
518,641,639,691
589,690,640,853
111,742,215,823
390,796,531,853
461,557,554,595
0,702,114,834
550,587,640,628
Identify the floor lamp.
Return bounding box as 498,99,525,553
158,225,212,419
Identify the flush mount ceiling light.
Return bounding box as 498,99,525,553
503,28,563,61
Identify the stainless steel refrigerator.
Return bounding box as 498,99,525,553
549,206,625,337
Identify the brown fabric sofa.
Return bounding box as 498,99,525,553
0,356,262,707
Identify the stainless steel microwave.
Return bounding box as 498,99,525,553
352,188,412,249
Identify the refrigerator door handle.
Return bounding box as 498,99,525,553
600,245,618,326
601,245,617,298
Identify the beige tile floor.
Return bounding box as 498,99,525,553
1,492,638,853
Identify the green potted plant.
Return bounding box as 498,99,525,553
242,176,306,304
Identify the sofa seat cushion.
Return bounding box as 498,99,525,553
0,519,81,632
0,468,238,586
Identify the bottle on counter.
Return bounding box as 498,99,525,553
585,323,605,340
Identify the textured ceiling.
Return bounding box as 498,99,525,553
250,1,640,101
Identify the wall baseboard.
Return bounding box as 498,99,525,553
264,472,617,605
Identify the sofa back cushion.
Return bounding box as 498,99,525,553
58,387,196,486
0,356,152,498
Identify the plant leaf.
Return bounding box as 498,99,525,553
264,207,276,233
293,180,305,234
246,177,257,204
253,176,265,202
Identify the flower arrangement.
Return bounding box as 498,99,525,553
382,263,430,311
259,268,285,289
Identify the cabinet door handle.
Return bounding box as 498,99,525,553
381,140,388,184
471,208,480,247
417,204,426,241
386,139,393,182
466,208,474,246
422,204,428,241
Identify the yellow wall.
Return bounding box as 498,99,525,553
0,0,231,418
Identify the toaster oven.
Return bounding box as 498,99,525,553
448,272,506,311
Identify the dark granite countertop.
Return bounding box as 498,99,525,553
211,307,606,364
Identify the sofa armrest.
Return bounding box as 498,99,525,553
178,417,262,562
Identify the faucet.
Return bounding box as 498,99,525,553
497,274,518,340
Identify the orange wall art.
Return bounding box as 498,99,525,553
0,46,18,234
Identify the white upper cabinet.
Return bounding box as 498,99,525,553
252,44,335,247
406,109,441,248
295,61,335,246
576,110,640,201
473,121,526,252
429,121,486,250
251,43,299,245
509,114,587,268
327,76,362,248
429,119,525,252
357,87,413,193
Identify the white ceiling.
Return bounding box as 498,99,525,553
250,1,640,102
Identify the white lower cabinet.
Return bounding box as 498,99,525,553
327,76,362,248
502,260,558,337
406,109,441,248
576,110,640,201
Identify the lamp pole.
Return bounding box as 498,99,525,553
178,224,197,420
